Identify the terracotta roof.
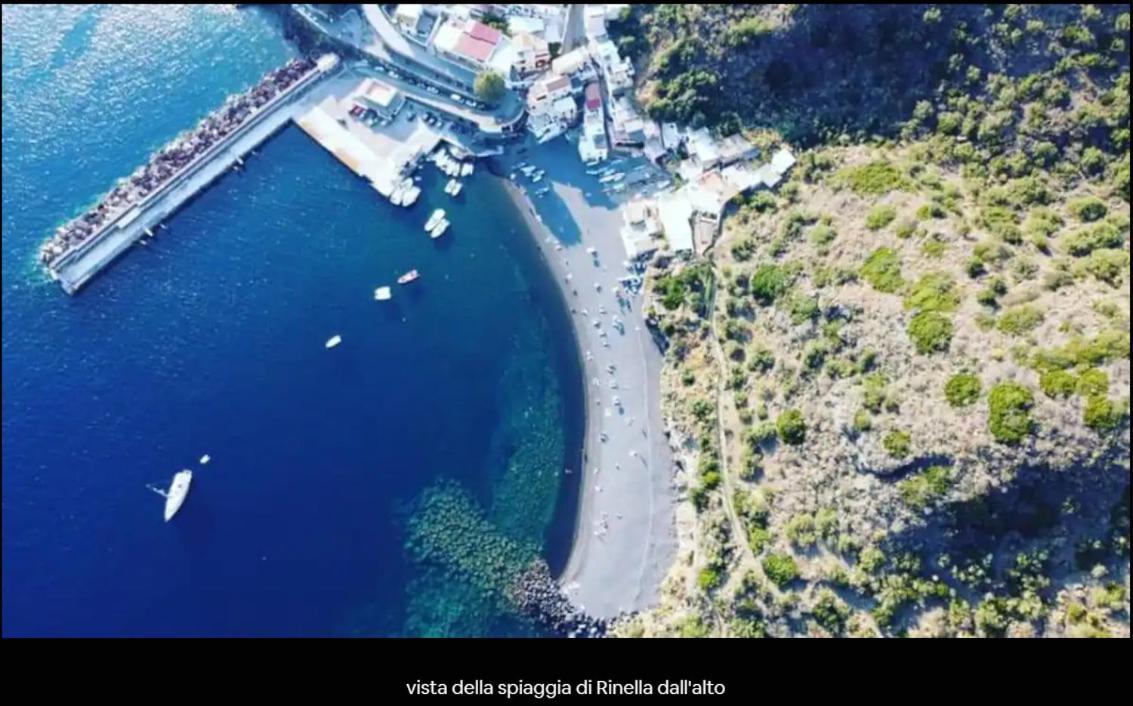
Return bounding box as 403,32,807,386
456,34,496,63
467,20,502,45
546,75,570,93
584,83,601,111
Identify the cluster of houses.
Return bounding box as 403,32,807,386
381,4,796,259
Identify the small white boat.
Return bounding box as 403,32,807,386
424,208,445,231
325,334,342,349
374,286,392,301
460,162,474,177
449,180,463,197
150,470,193,522
401,186,420,206
532,174,543,183
398,269,420,284
199,454,211,465
429,218,449,239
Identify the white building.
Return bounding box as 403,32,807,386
552,46,591,77
433,18,509,73
527,74,572,112
579,109,609,164
620,197,663,257
656,192,694,253
511,31,551,76
584,5,608,41
589,39,634,96
609,95,645,147
355,78,406,119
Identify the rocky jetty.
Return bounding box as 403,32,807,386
509,561,609,638
39,56,317,267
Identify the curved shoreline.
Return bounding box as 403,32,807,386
494,148,676,620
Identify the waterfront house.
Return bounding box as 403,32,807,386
589,39,634,96
579,109,609,164
620,198,663,258
527,74,572,113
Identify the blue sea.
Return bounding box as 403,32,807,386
1,5,583,636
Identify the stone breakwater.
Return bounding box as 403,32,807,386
38,56,318,268
509,560,610,638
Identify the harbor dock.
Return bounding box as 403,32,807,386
41,54,341,295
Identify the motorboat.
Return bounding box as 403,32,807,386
325,334,342,349
460,162,473,177
374,286,392,301
429,218,449,239
424,209,445,231
397,269,420,285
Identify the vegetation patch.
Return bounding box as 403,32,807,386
751,264,791,305
861,247,904,293
865,204,898,230
996,306,1045,336
836,161,910,196
987,382,1036,444
1039,369,1077,398
762,553,800,587
776,408,807,445
883,430,913,458
898,465,953,511
904,272,960,312
908,311,954,354
944,372,982,407
1084,396,1125,432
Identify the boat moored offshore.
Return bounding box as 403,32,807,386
397,269,420,284
150,470,193,522
429,218,449,239
424,208,445,231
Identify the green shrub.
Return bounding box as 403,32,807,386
1076,368,1109,396
988,382,1036,444
762,553,800,587
814,508,838,539
1064,221,1125,256
748,526,771,554
786,513,817,548
731,238,757,261
895,220,917,239
1083,396,1123,431
858,546,886,573
945,373,982,406
861,247,904,293
862,372,889,413
809,224,837,250
776,409,807,445
1068,196,1108,222
865,205,898,230
908,311,954,354
899,465,953,511
1040,369,1077,398
1083,249,1129,286
788,294,820,324
811,590,850,635
751,264,791,304
997,306,1044,336
883,430,912,458
904,273,960,312
697,566,723,591
853,409,873,432
837,161,909,195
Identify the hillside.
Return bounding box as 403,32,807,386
616,4,1130,638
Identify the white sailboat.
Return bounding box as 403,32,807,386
149,470,193,522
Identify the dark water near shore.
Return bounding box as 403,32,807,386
2,5,583,636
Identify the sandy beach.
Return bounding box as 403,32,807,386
494,138,676,620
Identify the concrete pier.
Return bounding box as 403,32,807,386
46,55,340,294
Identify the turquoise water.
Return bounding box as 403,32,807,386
1,5,583,636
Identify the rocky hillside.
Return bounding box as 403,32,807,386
615,4,1130,638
